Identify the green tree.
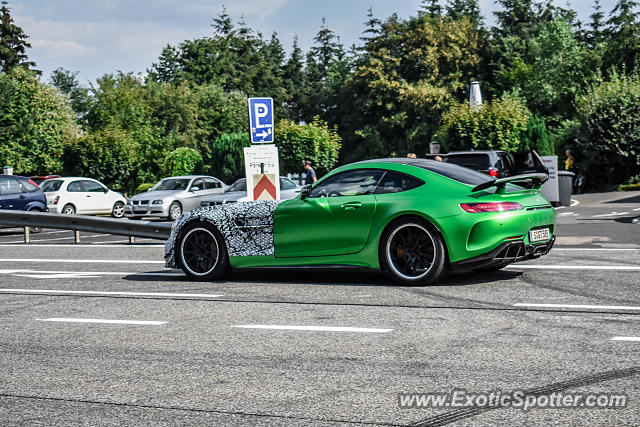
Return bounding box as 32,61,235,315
63,126,139,194
164,147,203,176
338,13,480,162
209,132,251,184
587,0,606,46
576,72,640,188
276,117,341,175
604,0,640,74
520,115,552,155
49,68,90,123
0,69,79,174
437,95,530,152
0,1,38,74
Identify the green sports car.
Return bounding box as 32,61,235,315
164,158,555,285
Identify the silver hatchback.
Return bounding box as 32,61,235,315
125,175,226,221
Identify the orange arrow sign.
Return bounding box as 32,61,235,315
253,174,277,200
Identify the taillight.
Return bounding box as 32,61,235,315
489,168,499,177
53,196,60,205
460,202,523,213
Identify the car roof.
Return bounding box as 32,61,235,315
0,174,28,179
160,175,214,180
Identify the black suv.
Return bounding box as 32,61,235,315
431,150,548,178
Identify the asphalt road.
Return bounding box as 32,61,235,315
0,192,639,426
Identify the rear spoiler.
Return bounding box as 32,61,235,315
471,173,549,192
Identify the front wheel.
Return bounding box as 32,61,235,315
111,201,125,218
168,201,182,221
62,204,76,215
380,218,448,286
176,221,229,281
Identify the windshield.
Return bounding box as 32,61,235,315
151,178,191,191
41,179,63,192
226,179,247,192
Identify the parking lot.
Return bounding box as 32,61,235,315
0,192,639,425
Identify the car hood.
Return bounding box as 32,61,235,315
129,190,184,200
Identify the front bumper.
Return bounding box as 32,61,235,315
124,203,168,218
451,235,555,271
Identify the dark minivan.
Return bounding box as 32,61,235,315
0,175,48,211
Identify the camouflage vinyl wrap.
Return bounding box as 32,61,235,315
164,201,283,268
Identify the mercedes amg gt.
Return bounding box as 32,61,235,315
165,158,556,285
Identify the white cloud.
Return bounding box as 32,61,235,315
186,0,288,21
31,39,97,58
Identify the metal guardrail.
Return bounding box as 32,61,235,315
0,209,171,243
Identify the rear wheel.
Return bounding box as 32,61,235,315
380,218,448,286
62,204,75,215
111,201,125,218
168,201,182,221
176,221,228,281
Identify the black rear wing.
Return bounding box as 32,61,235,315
471,173,549,192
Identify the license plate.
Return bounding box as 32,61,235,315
529,228,550,242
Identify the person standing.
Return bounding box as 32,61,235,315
565,150,575,171
304,161,317,185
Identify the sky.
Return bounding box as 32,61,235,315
11,0,608,85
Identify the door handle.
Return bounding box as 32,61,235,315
340,201,362,210
19,194,25,199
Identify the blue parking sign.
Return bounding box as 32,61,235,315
248,97,274,143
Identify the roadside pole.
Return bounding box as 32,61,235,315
245,97,280,201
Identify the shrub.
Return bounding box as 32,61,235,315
437,95,530,152
210,132,251,184
276,117,341,175
576,72,640,188
164,147,203,176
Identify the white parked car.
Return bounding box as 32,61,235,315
41,177,127,217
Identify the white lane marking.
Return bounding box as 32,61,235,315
557,212,578,216
592,211,629,218
232,325,394,333
1,289,222,298
612,337,640,342
570,199,579,207
2,233,116,244
16,274,102,279
552,248,640,251
0,258,164,264
515,303,640,311
0,244,165,248
37,318,167,325
506,265,640,271
634,208,640,211
0,269,183,277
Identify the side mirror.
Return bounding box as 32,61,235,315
300,184,312,200
191,186,200,192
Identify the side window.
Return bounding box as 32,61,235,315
375,171,424,194
280,178,297,190
84,180,106,193
204,178,221,189
0,177,22,195
498,154,513,172
310,169,384,198
67,181,85,192
191,179,204,191
20,180,39,193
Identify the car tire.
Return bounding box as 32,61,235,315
176,221,229,281
62,204,76,215
380,217,448,286
111,201,125,218
168,201,182,221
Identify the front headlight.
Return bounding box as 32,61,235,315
152,200,164,205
